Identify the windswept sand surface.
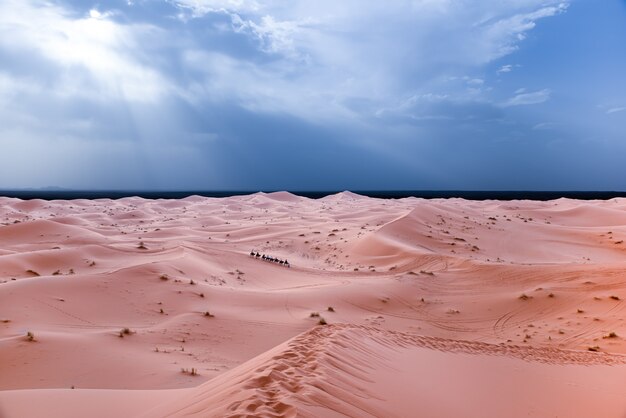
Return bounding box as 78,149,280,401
1,192,626,417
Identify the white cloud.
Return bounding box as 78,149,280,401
0,0,170,102
167,0,569,120
607,107,626,114
172,0,261,16
230,14,309,59
0,0,571,151
481,3,568,60
533,122,557,130
497,64,513,74
501,89,551,107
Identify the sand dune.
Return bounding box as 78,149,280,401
1,194,626,417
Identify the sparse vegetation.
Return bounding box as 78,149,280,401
310,312,320,318
159,274,169,281
189,279,196,285
588,346,600,352
203,311,214,317
518,294,531,300
318,317,327,325
26,331,35,342
604,332,618,339
119,327,132,337
26,269,40,276
548,293,555,298
420,270,435,276
137,241,147,250
577,309,584,313
610,295,621,301
327,306,335,312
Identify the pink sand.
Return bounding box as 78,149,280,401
1,192,626,417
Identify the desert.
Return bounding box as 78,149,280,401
1,192,625,417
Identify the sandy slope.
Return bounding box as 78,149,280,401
1,192,626,417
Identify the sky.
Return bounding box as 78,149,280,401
0,0,625,191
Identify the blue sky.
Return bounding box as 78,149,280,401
0,0,624,190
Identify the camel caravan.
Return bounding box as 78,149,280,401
249,251,290,267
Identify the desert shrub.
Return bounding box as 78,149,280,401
119,328,132,337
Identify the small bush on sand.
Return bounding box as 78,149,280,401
26,269,40,276
137,242,147,250
610,295,621,301
119,328,132,337
604,332,618,339
26,331,35,342
310,312,320,318
318,317,327,325
203,311,214,317
327,306,335,312
588,346,600,352
159,274,169,281
519,294,531,300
